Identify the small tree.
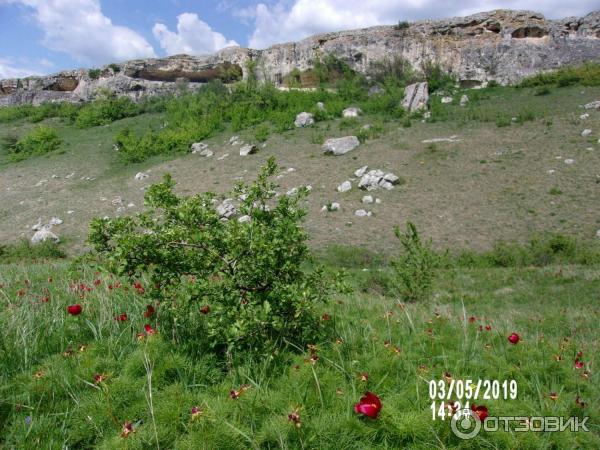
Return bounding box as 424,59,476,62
88,158,341,357
392,222,437,302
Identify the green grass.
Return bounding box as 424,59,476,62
0,255,598,449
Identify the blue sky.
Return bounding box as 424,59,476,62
0,0,598,78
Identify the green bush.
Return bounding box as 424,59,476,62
75,93,139,128
392,222,437,302
534,86,551,96
422,61,456,93
394,21,410,30
88,158,342,357
7,126,62,161
519,63,600,88
495,114,511,127
88,68,102,80
254,123,270,142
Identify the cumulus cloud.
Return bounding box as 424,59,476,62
0,58,41,78
4,0,156,64
245,0,600,49
153,13,239,55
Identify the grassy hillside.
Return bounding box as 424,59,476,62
1,83,600,255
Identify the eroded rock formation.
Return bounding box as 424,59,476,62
1,9,599,106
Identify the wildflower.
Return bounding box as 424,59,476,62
230,384,250,399
321,313,330,321
288,409,301,428
115,313,128,322
33,371,45,379
574,359,584,369
575,396,586,408
359,372,369,382
354,392,382,419
549,392,558,401
41,296,50,303
143,304,155,318
121,421,134,438
443,371,452,382
67,304,82,316
471,404,489,421
144,324,156,335
468,316,477,323
63,347,74,357
485,325,491,331
200,305,210,314
94,374,107,384
93,279,101,286
191,406,203,420
508,333,520,344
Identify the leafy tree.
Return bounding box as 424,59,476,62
88,158,343,357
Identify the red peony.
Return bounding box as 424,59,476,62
471,403,489,421
67,304,82,316
354,392,382,419
508,333,520,344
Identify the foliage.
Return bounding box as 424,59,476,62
253,123,270,142
88,159,341,356
368,56,417,87
422,61,456,93
394,21,410,30
391,222,437,302
0,239,66,263
519,62,600,88
75,91,139,128
6,125,62,161
88,68,102,80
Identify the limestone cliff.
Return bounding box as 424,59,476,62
1,9,599,106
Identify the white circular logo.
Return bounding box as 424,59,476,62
451,408,482,440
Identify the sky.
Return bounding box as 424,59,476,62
0,0,598,79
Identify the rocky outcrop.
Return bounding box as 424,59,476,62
1,10,599,106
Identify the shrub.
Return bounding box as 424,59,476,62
7,126,61,161
254,123,270,142
395,21,410,30
88,158,342,357
495,114,511,127
392,222,437,302
519,63,600,88
534,86,551,96
108,63,120,73
88,68,102,80
422,61,456,93
75,94,139,128
368,56,416,87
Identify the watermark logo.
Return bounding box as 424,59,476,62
451,409,590,440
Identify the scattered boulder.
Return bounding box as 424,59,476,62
564,159,575,165
294,112,314,127
191,142,213,157
316,102,325,110
402,82,429,112
368,85,384,97
229,136,240,144
581,129,592,137
441,96,453,104
580,113,590,120
217,153,229,160
354,165,369,177
337,180,352,193
322,136,360,156
31,218,42,231
321,202,340,212
216,199,237,219
239,144,258,156
362,195,374,204
583,101,600,110
31,226,59,244
342,107,362,118
596,229,600,239
358,170,401,191
134,171,149,180
460,94,469,106
238,215,251,223
49,217,63,226
354,209,372,217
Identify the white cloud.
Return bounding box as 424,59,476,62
246,0,600,49
153,13,239,55
0,58,41,78
4,0,156,64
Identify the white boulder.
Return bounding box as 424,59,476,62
322,136,360,156
337,181,352,193
294,112,314,127
342,107,362,118
239,144,258,156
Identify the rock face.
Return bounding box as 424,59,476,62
402,82,429,112
1,10,600,106
323,136,360,155
31,226,59,244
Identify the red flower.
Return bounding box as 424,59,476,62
144,304,155,318
133,281,142,289
321,313,331,321
121,421,134,438
468,316,477,323
144,324,156,335
93,279,101,286
549,392,558,401
116,313,128,322
67,304,82,316
485,325,492,331
200,305,210,314
191,406,203,420
354,392,382,419
17,289,26,297
94,373,106,384
575,396,587,408
359,372,369,382
287,409,301,428
471,404,489,421
574,359,584,369
508,333,520,344
41,296,50,303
